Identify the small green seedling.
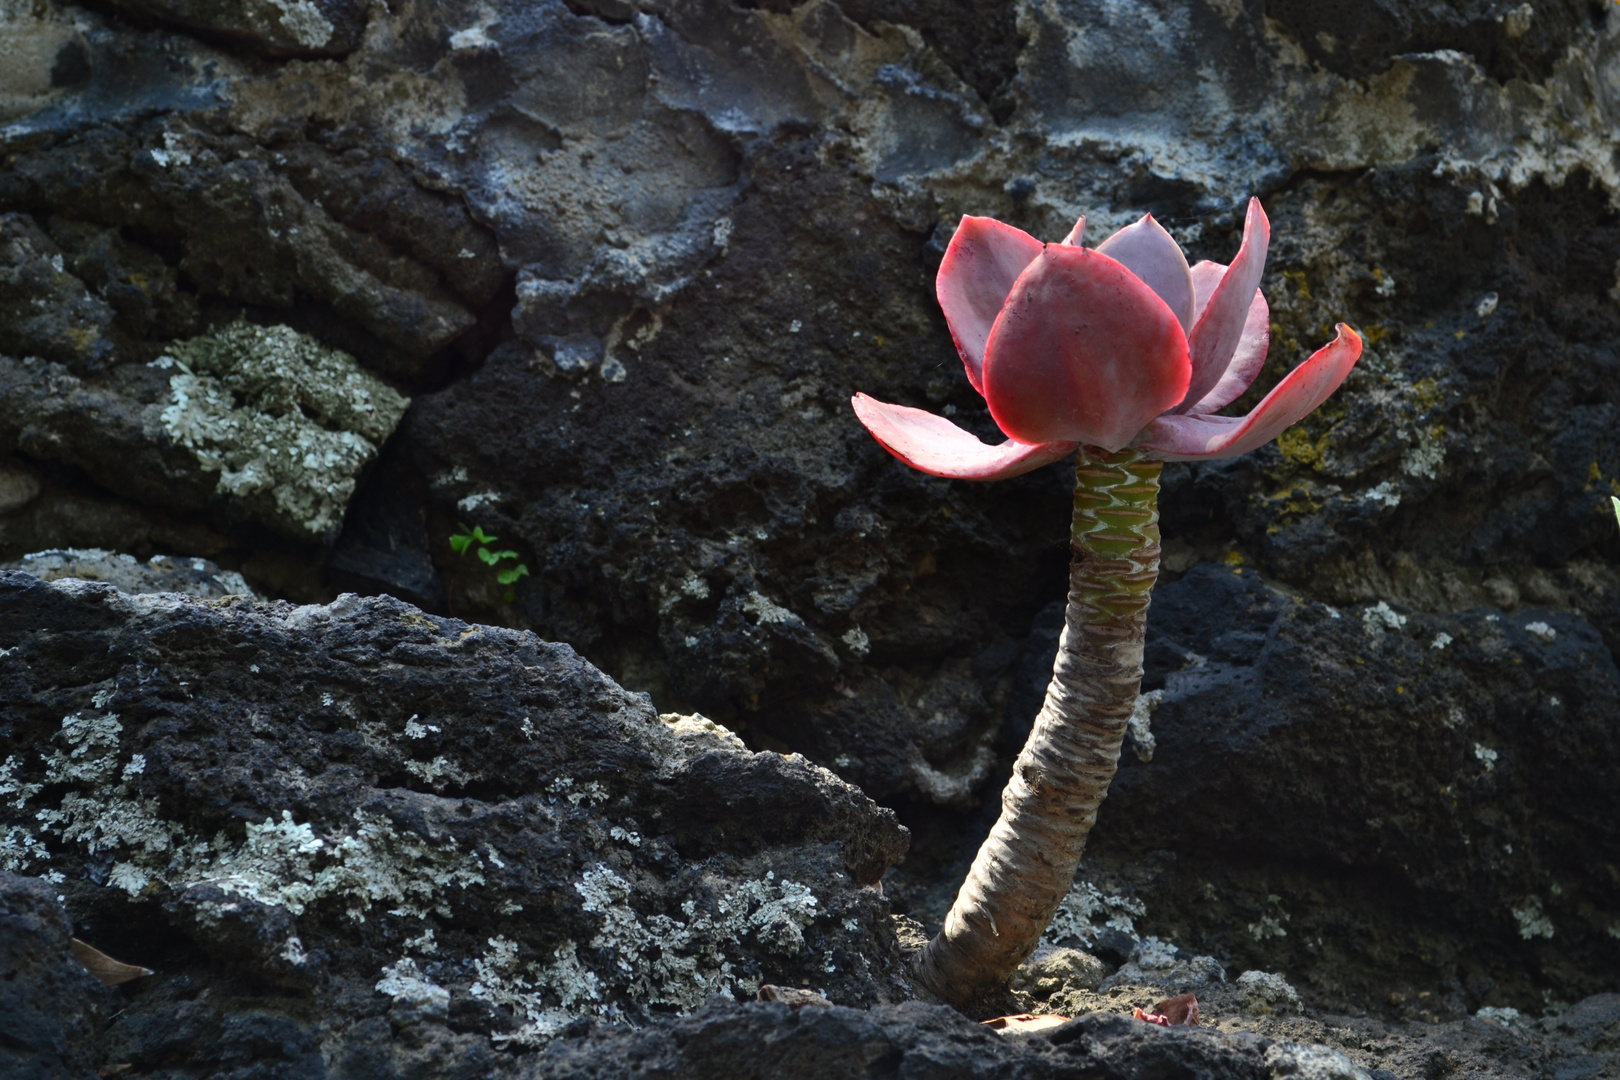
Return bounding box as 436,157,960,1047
450,524,530,601
1612,496,1619,534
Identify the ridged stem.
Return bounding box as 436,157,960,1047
912,446,1163,1003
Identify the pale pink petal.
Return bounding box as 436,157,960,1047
982,245,1191,450
1096,214,1195,331
1133,324,1362,461
851,393,1077,480
1184,287,1269,414
1177,198,1270,414
936,217,1044,395
1060,216,1086,246
1188,260,1225,325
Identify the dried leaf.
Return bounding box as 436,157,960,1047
71,938,153,986
981,1013,1071,1034
1133,993,1199,1027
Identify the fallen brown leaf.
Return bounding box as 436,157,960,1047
71,938,153,986
981,1013,1071,1034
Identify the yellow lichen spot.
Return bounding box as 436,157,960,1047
874,335,884,347
1587,461,1604,490
1397,685,1405,694
1610,478,1620,497
1223,550,1245,568
1364,324,1388,346
128,271,150,292
1411,378,1442,410
1281,269,1310,299
65,327,99,354
1276,426,1328,470
1454,330,1468,340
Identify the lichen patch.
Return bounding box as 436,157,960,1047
156,322,408,541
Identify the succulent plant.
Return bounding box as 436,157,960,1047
851,199,1362,1003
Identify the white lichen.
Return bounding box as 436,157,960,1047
1043,879,1146,946
742,591,802,626
1431,633,1453,650
1476,1005,1522,1026
1474,743,1498,772
268,0,334,48
1511,897,1554,940
840,626,870,657
157,323,409,541
376,957,451,1018
1363,481,1401,508
1362,601,1407,634
1524,621,1557,644
1401,428,1445,480
469,865,823,1046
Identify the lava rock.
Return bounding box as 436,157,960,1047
1091,563,1620,1009
0,571,911,1067
0,873,107,1080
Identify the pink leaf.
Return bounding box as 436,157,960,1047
981,245,1191,450
1096,213,1195,331
936,217,1044,395
851,393,1077,480
1133,324,1362,460
1177,199,1270,414
1060,216,1086,246
1184,286,1269,414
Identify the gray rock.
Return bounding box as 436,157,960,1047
0,873,107,1080
1087,563,1620,1008
0,571,912,1069
102,0,370,57
1100,938,1228,992
1237,971,1304,1017
1265,1042,1372,1080
2,548,255,599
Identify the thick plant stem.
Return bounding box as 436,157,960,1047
913,447,1163,1004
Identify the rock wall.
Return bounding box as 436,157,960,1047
0,571,910,1069
0,0,1616,1045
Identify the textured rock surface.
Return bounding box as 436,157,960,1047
0,872,108,1080
0,572,911,1067
0,0,1616,1070
1034,563,1620,1013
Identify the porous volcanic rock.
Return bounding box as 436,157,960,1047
0,570,911,1072
1010,564,1620,1015
0,872,108,1080
0,0,1615,1039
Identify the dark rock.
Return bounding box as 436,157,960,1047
0,571,911,1068
533,998,1276,1080
0,212,117,374
1087,564,1620,1011
0,873,107,1080
103,0,370,58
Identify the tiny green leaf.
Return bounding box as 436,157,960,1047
449,528,474,555
472,526,498,544
478,547,498,565
1612,495,1619,532
497,564,530,586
